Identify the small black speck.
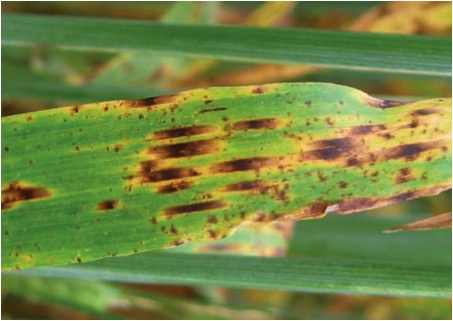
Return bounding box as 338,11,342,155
5,146,9,152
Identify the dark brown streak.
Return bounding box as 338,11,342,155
96,200,118,211
164,200,226,217
223,180,270,193
230,118,280,131
350,124,386,135
411,108,439,116
125,94,178,108
197,107,227,114
141,167,201,183
151,125,216,140
149,138,219,159
2,182,52,210
382,141,441,161
365,97,405,108
210,157,279,174
157,181,194,194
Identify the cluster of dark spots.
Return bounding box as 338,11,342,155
324,117,334,126
164,200,226,217
149,138,219,159
346,157,361,167
70,106,80,115
208,229,218,239
156,181,194,194
151,125,217,140
317,171,327,182
395,168,413,184
304,100,312,106
140,167,201,183
379,132,394,140
252,86,267,94
210,157,279,174
197,107,227,115
124,94,178,108
150,217,157,224
96,199,118,211
207,215,218,224
2,182,51,210
229,118,280,131
351,124,386,135
169,225,178,235
338,181,349,189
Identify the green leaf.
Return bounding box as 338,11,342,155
8,252,451,298
2,83,451,270
2,13,451,76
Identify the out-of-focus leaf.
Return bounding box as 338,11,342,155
171,221,293,256
385,212,452,233
2,83,451,270
349,2,452,35
8,252,452,298
3,13,451,76
2,275,122,319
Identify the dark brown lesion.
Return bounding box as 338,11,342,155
300,137,355,161
140,167,201,183
350,124,387,135
156,181,194,194
229,118,280,131
151,125,217,140
197,107,227,115
363,96,405,108
381,141,443,162
124,94,179,108
395,168,413,184
252,86,267,94
210,157,279,174
410,108,439,116
164,200,226,217
2,182,52,210
149,138,220,159
96,200,119,211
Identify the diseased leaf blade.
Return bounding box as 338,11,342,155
2,83,451,270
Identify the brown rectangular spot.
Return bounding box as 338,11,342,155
210,157,279,174
142,167,200,183
156,181,194,194
164,200,226,217
124,94,178,108
149,138,219,159
230,118,280,131
151,125,216,140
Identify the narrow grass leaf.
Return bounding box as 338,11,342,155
2,13,451,76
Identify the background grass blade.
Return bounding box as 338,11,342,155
2,13,451,76
9,252,451,299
